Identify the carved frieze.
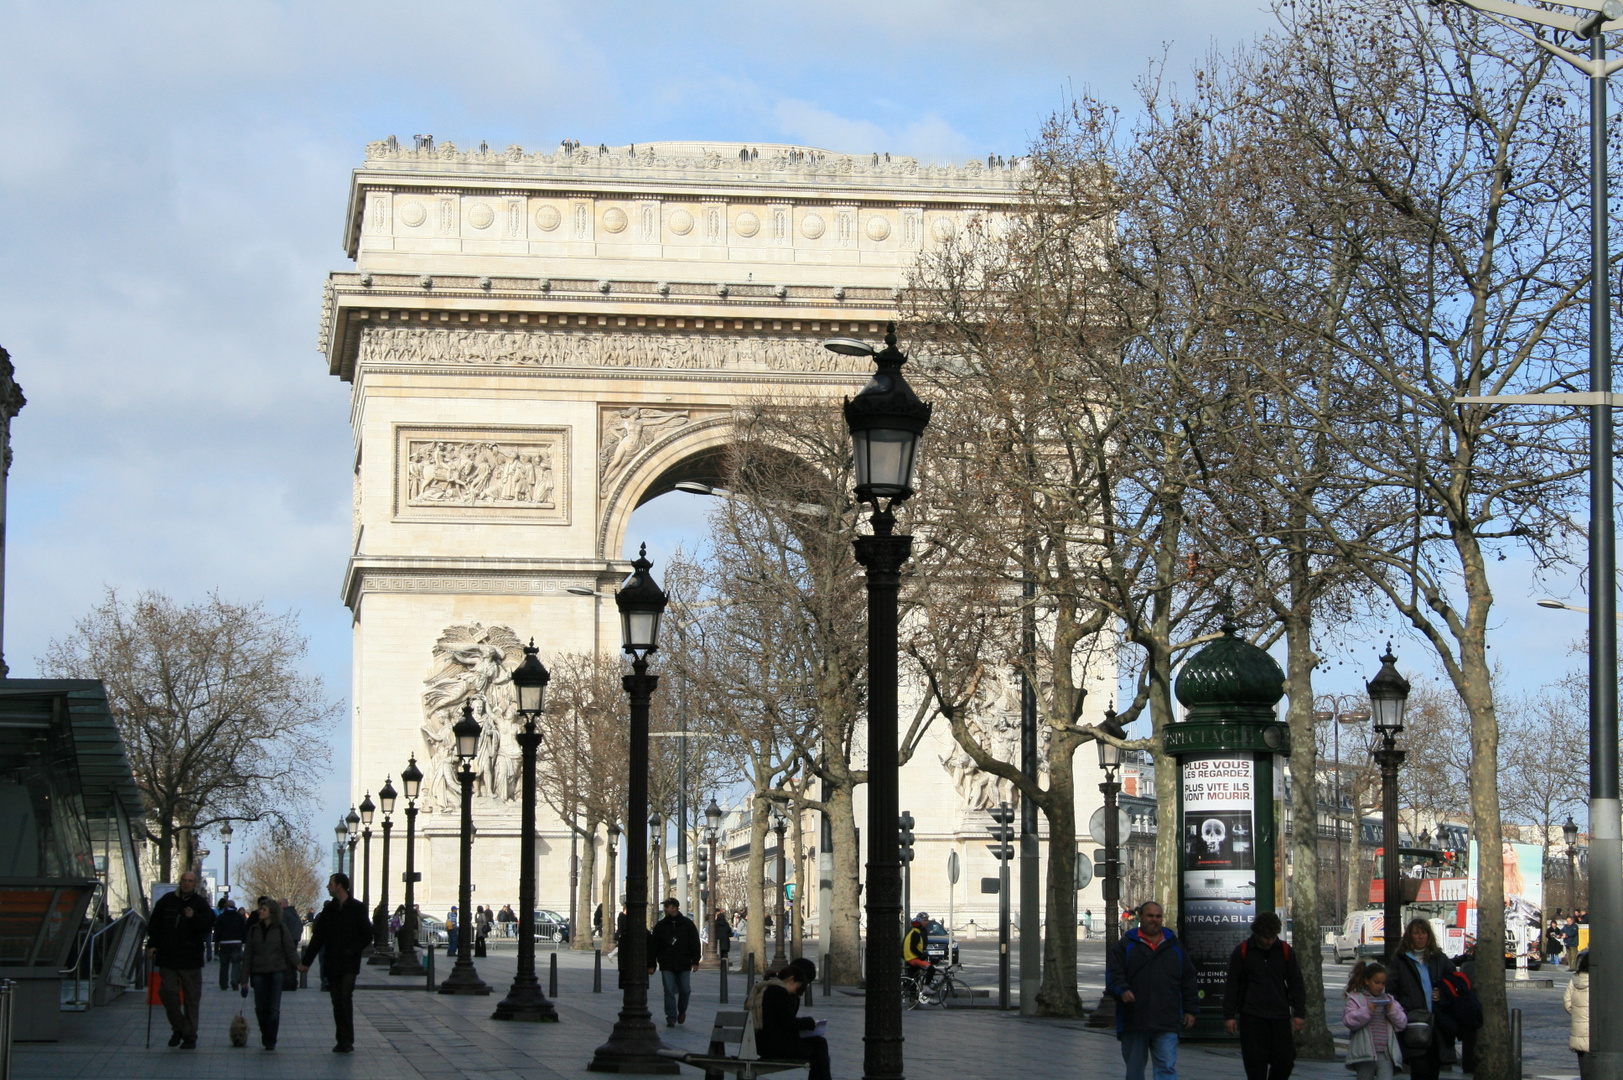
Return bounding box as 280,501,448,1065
598,407,693,491
393,424,570,524
358,325,870,374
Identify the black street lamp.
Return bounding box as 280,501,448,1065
650,812,664,926
826,322,931,1080
496,640,560,1022
391,757,425,975
442,704,490,994
705,798,723,967
770,803,789,968
1366,645,1411,959
1088,710,1126,1029
371,777,397,964
346,806,360,883
358,793,375,957
1566,815,1582,914
589,545,678,1074
334,820,347,878
219,821,232,901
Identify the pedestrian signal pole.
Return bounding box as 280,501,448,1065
988,803,1015,1011
898,812,916,927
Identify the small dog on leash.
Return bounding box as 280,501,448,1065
229,1011,249,1047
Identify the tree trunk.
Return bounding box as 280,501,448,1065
745,793,770,970
574,819,599,952
791,806,805,959
825,776,864,984
157,819,176,884
1283,583,1335,1057
1035,743,1082,1016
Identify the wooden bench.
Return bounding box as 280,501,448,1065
658,1010,813,1080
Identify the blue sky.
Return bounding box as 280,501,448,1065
0,1,1592,874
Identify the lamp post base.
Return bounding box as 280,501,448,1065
439,959,490,995
368,942,397,967
493,975,560,1021
389,947,424,976
1086,992,1117,1028
587,1017,679,1074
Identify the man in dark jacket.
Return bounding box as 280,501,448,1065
145,871,216,1049
279,898,303,991
214,899,247,990
649,897,703,1026
1106,901,1198,1080
1221,912,1306,1080
297,873,371,1053
713,909,733,968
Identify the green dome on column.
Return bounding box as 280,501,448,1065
1174,618,1286,722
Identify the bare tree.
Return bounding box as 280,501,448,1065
237,826,324,914
42,588,340,882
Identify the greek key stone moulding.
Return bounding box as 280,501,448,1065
394,424,571,525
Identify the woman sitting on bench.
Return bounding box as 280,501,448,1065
751,957,832,1080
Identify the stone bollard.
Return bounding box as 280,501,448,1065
720,956,730,1003
593,948,602,993
550,951,559,997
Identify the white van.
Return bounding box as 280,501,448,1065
1333,910,1385,964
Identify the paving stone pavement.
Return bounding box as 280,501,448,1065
12,943,1583,1080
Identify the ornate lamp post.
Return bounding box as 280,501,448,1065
346,806,360,882
219,821,232,901
441,704,490,994
589,545,677,1074
334,821,347,876
650,812,664,925
371,777,397,964
358,793,375,953
391,757,425,975
826,323,931,1080
1087,710,1126,1029
1366,645,1411,959
1566,815,1582,915
770,803,789,968
705,798,723,966
495,640,560,1021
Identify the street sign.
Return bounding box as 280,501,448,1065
948,851,960,885
980,877,1000,894
1075,855,1094,890
1088,807,1131,846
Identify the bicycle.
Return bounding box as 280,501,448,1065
904,962,972,1009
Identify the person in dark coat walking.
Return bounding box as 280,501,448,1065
239,896,300,1050
213,900,247,991
278,898,303,991
298,873,371,1053
1222,912,1306,1080
749,957,831,1080
145,871,216,1049
713,909,733,968
1390,918,1457,1080
648,898,702,1027
1107,901,1199,1080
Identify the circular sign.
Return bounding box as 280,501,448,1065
1075,854,1094,890
948,851,960,885
1088,807,1131,846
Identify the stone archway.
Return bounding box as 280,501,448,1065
323,139,1022,915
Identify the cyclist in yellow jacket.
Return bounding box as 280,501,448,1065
905,913,937,994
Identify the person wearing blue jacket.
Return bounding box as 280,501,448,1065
1106,901,1200,1080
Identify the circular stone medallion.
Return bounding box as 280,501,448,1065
602,207,628,233
534,205,561,231
668,209,694,235
734,211,760,238
398,201,427,228
466,202,495,229
866,215,892,241
801,213,826,240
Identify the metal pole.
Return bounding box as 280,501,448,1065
371,816,394,963
855,509,911,1080
391,801,422,975
1,978,13,1080
440,763,489,994
678,693,689,917
1587,27,1623,1080
588,654,674,1073
773,823,788,968
1376,741,1405,961
819,777,833,968
1334,720,1343,924
1019,566,1040,1017
361,827,372,933
1089,777,1122,1028
495,713,558,1019
998,802,1011,1012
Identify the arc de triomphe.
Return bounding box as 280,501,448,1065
318,139,1077,922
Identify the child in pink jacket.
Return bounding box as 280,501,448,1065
1344,960,1408,1080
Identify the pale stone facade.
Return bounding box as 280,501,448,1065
320,139,1119,931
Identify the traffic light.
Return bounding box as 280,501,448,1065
986,805,1015,861
696,849,708,886
898,811,916,864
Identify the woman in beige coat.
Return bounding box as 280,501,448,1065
1566,951,1591,1080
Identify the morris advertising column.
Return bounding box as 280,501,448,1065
1164,618,1288,1034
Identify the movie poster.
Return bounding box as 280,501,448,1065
1181,755,1258,1004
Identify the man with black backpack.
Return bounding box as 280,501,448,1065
1222,911,1306,1080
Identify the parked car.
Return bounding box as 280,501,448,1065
533,909,571,943
1333,910,1385,964
417,914,449,947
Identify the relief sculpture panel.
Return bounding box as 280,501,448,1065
394,425,569,524
358,325,869,374
419,623,525,812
